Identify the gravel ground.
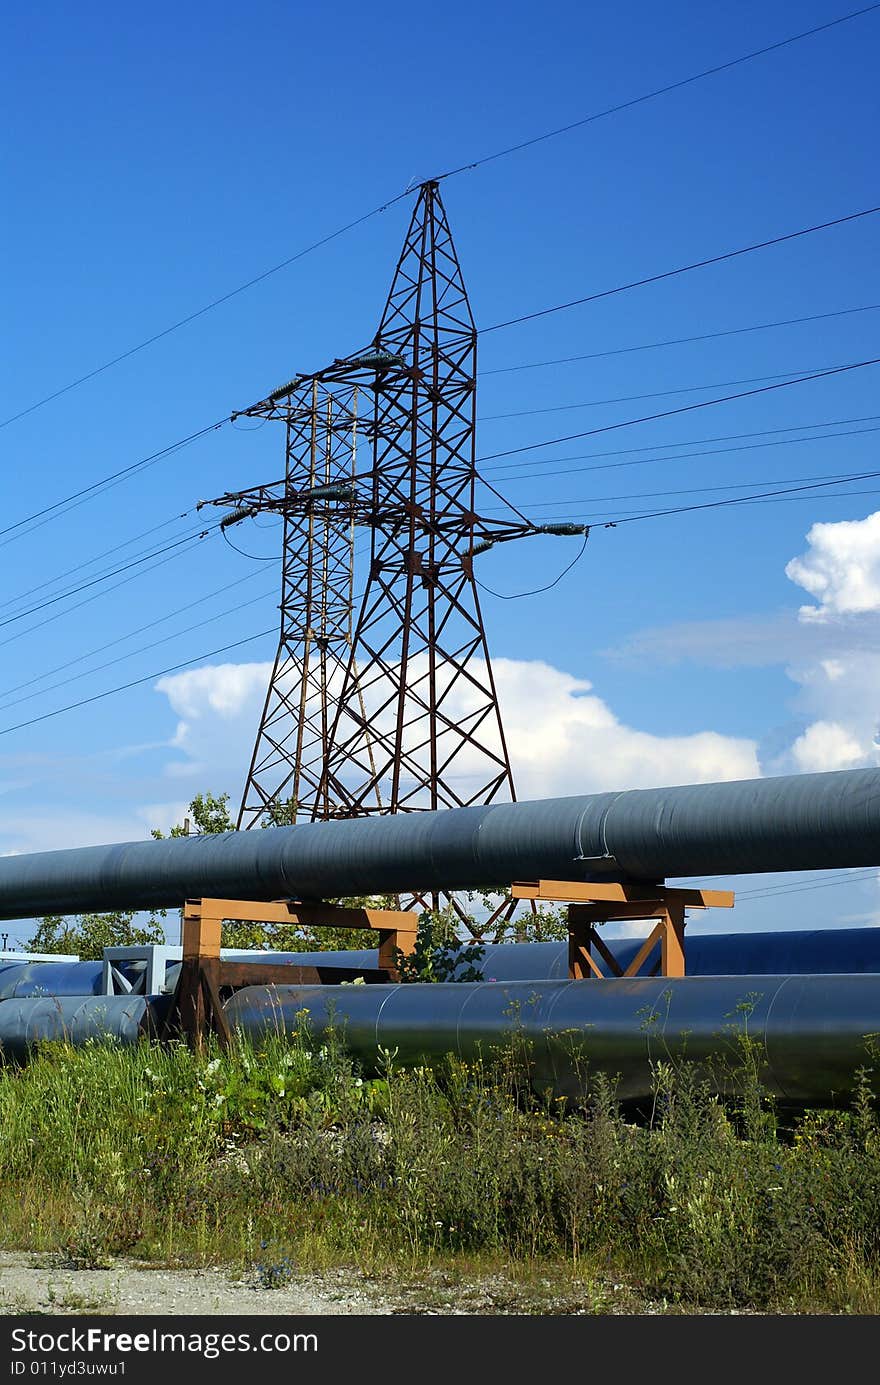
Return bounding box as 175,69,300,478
0,1252,680,1316
0,1254,394,1316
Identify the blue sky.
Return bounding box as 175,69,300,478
1,0,879,940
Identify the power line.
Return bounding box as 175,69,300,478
737,868,879,898
479,416,880,480
476,531,590,600
435,5,880,181
0,629,278,739
0,510,194,617
0,586,278,713
598,464,880,528
476,359,880,464
536,489,880,526
512,486,880,518
0,568,271,702
4,7,878,430
0,199,411,432
478,362,851,422
482,205,880,335
480,303,880,376
0,523,218,634
738,868,880,902
0,534,374,700
482,464,880,512
222,527,282,562
482,474,880,529
10,216,879,548
0,421,225,547
0,534,217,654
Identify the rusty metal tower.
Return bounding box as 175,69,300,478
203,378,378,829
204,182,587,913
319,180,520,818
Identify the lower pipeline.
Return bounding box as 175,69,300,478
0,974,877,1106
3,926,880,1000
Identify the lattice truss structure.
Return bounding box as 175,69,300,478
210,379,377,828
203,182,585,838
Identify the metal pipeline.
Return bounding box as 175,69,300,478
2,767,880,919
0,994,160,1063
0,961,106,999
3,928,880,1002
469,927,880,981
225,974,880,1105
0,971,876,1106
157,928,880,992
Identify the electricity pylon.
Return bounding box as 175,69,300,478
203,181,587,928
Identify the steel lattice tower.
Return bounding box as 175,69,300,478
207,380,382,829
204,182,586,921
319,181,516,817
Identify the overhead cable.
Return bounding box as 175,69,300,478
4,5,878,428
480,302,880,375
0,421,225,547
434,5,880,181
482,206,880,335
0,630,278,738
477,358,880,463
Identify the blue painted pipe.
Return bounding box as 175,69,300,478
1,767,880,919
225,973,880,1106
0,994,159,1063
4,928,880,1000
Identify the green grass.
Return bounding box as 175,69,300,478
2,1029,880,1312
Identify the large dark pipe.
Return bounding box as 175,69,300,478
4,928,880,1000
2,767,880,919
0,972,876,1106
470,927,880,982
226,974,880,1106
0,994,159,1063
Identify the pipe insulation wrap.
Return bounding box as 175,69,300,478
225,974,880,1105
0,974,876,1106
1,768,880,920
0,994,158,1063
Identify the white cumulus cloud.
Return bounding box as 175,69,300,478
492,658,759,795
153,654,760,803
786,512,880,622
790,720,867,774
155,661,272,781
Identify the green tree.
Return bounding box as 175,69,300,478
25,910,165,960
489,902,569,944
259,796,298,828
150,790,235,838
394,911,485,983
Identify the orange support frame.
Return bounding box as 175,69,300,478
183,897,418,977
160,896,419,1049
510,880,734,979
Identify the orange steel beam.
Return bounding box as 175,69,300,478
511,879,734,908
513,880,733,981
162,897,420,1048
186,896,419,977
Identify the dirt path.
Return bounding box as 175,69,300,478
0,1253,392,1316
0,1251,663,1316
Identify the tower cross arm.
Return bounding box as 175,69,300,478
230,342,413,422
197,481,289,521
470,519,590,554
198,478,362,525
